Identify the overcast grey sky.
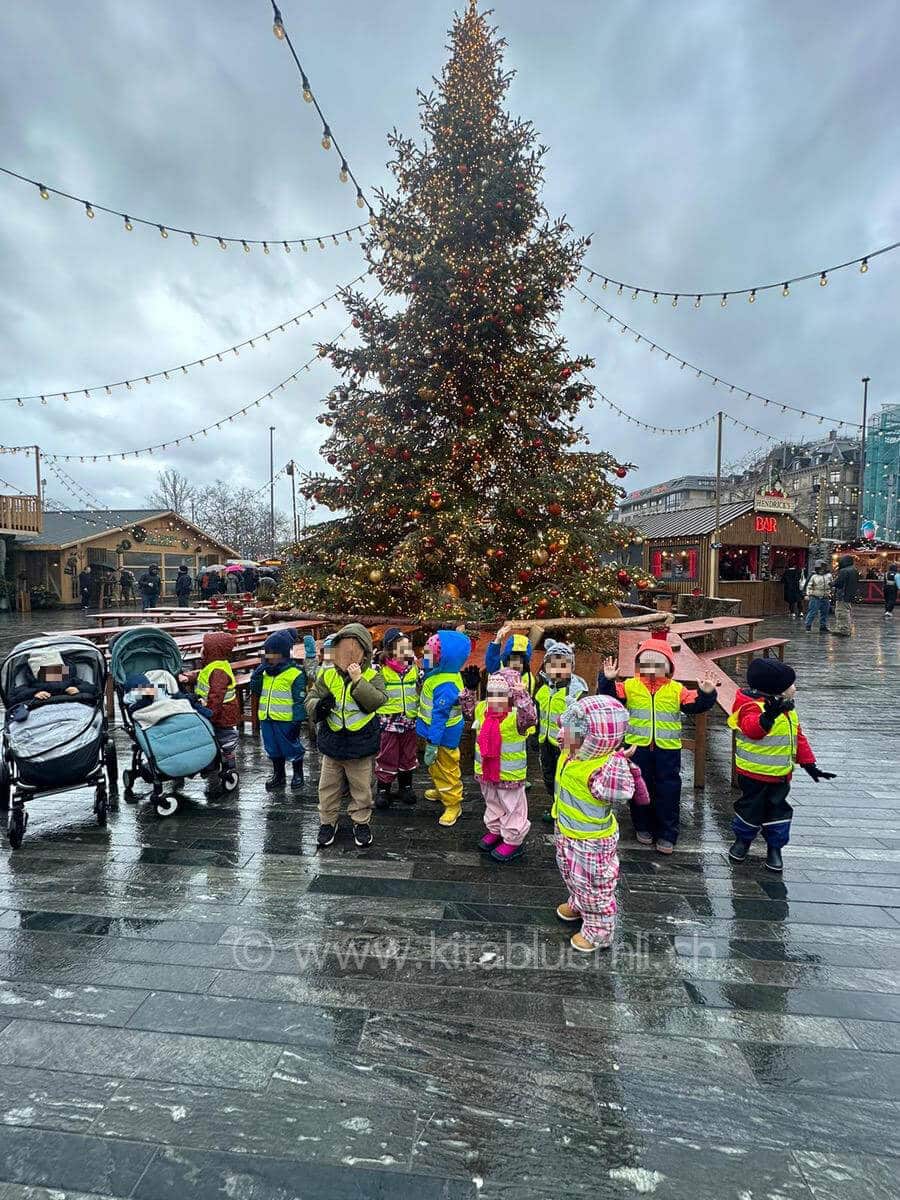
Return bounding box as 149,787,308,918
1,0,898,515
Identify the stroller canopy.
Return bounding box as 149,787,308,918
0,635,106,707
110,625,184,685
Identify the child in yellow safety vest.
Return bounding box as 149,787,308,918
306,623,387,849
249,631,309,794
553,695,650,952
416,629,471,827
534,639,589,825
598,628,717,855
462,668,537,863
375,628,420,809
728,657,834,873
193,631,240,790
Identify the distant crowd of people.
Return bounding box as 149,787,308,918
781,556,897,636
77,563,280,612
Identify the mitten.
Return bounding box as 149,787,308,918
423,743,439,767
315,693,336,721
759,696,788,732
630,762,651,806
461,666,481,691
802,763,836,782
303,635,317,658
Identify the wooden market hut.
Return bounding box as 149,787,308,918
13,509,237,607
632,499,812,617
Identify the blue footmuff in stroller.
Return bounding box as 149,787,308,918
0,635,118,849
110,626,238,817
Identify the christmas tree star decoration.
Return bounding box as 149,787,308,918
282,3,651,620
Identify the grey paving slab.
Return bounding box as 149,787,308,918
793,1151,900,1200
0,1127,155,1196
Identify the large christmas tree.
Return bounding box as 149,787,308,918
284,1,647,621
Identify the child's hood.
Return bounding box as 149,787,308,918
202,632,236,666
427,630,471,676
332,622,374,667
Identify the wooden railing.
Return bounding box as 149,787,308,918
0,494,42,534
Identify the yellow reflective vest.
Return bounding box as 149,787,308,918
535,680,587,747
195,660,236,706
472,702,527,781
552,751,618,840
378,664,419,719
622,677,683,750
417,671,463,730
728,700,799,778
258,665,302,722
322,666,379,733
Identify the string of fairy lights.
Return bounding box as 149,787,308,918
269,2,371,216
573,284,862,429
0,270,370,405
596,394,780,443
0,167,371,253
580,237,900,308
0,317,359,463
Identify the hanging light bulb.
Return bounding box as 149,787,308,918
720,294,727,307
188,232,198,246
860,257,869,273
782,282,790,297
672,295,679,307
339,162,349,183
321,126,332,150
241,240,250,253
38,183,49,199
272,6,285,39
218,237,227,250
652,293,659,304
159,225,168,238
283,241,291,253
123,215,133,231
694,295,702,308
85,202,95,219
819,271,827,286
356,190,365,209
318,238,325,250
748,289,756,303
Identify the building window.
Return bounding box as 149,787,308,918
826,514,840,532
650,546,699,581
664,493,679,511
829,470,841,484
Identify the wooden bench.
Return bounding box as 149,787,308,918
699,637,788,665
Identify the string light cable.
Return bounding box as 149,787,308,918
0,166,370,253
268,1,371,216
580,237,900,307
573,284,862,430
594,393,779,443
1,270,371,405
25,314,363,463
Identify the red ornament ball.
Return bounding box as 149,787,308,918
547,501,562,518
513,303,524,315
615,467,628,479
616,569,631,587
636,579,650,591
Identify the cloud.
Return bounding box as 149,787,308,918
1,0,897,515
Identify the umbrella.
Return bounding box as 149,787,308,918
225,564,244,574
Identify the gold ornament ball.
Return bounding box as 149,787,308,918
368,568,383,584
531,548,549,566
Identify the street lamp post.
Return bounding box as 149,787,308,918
859,377,870,532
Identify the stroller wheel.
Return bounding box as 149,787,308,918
7,805,27,850
222,770,240,793
154,794,180,818
121,768,138,802
105,741,119,793
95,783,108,827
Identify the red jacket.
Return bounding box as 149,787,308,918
731,689,815,782
200,632,240,729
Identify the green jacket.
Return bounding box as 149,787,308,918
306,622,387,759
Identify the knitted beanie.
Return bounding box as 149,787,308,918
746,658,796,696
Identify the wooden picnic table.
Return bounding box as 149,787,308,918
94,609,214,627
670,616,764,645
57,619,228,643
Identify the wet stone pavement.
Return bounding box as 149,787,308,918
0,609,898,1199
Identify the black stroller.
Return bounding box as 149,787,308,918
0,635,118,848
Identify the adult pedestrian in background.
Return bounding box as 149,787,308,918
782,563,803,621
78,567,91,610
884,563,898,619
830,554,859,637
138,564,161,612
119,567,136,607
175,564,193,608
804,561,831,634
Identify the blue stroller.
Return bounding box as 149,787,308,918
110,626,237,817
0,635,118,848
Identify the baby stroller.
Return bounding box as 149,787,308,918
110,625,237,817
0,635,118,849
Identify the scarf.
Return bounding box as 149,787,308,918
477,707,505,783
384,657,408,675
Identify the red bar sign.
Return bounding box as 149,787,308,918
755,515,778,534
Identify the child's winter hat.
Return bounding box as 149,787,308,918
382,627,404,652
747,658,796,696
543,638,575,663
487,667,523,696
424,633,441,663
635,627,675,674
559,694,629,759
263,630,294,658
